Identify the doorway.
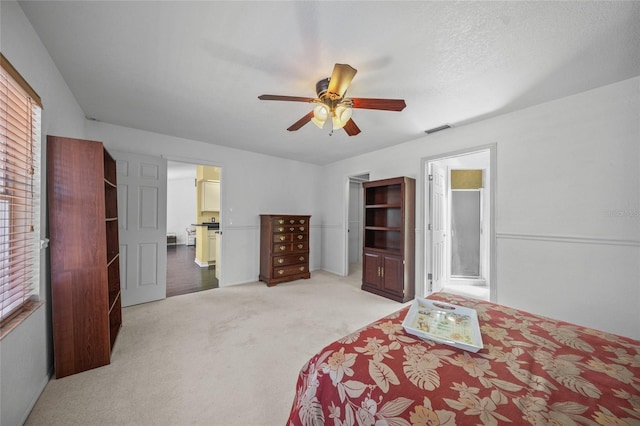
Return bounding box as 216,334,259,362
166,160,222,297
345,173,369,276
423,145,496,301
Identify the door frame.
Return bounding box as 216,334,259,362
421,144,497,301
343,172,370,277
164,154,225,286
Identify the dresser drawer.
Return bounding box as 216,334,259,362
273,233,308,243
272,242,308,254
273,253,307,267
274,233,293,243
273,224,308,234
273,217,308,227
274,264,308,277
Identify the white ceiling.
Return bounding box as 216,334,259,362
19,1,640,165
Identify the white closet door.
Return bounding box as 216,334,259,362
111,150,167,307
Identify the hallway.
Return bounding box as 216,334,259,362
166,245,218,297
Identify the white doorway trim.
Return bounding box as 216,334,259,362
421,144,497,301
343,172,370,277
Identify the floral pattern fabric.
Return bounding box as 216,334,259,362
287,293,640,426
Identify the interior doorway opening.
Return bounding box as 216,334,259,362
423,146,496,301
166,160,222,297
345,173,370,276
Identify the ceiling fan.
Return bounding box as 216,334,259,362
258,63,406,136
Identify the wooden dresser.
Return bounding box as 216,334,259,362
259,215,311,286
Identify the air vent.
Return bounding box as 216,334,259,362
424,124,452,134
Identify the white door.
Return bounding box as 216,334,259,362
112,150,167,307
430,163,447,293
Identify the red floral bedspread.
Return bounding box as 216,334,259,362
287,292,640,426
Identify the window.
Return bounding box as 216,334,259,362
0,53,42,327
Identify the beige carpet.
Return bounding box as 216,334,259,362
25,267,407,426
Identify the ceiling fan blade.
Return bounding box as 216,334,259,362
258,95,315,103
343,118,361,136
287,111,315,131
327,64,357,100
350,98,406,111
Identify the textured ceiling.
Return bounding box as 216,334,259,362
18,1,640,165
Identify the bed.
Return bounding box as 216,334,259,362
287,292,640,425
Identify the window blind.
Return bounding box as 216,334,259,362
0,54,41,324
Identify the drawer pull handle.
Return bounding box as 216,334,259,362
299,256,305,261
278,259,284,264
299,266,305,272
279,236,286,241
279,245,286,251
277,219,284,224
290,219,295,224
300,219,305,224
290,227,295,231
299,226,305,231
278,227,284,232
278,270,284,275
297,235,303,240
297,244,303,249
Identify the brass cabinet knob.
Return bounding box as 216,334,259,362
297,235,303,240
279,236,286,241
289,219,295,224
278,227,284,232
289,227,295,231
278,259,284,264
299,226,305,231
277,219,284,224
297,244,303,249
299,256,305,261
279,245,286,251
299,219,305,224
299,266,305,271
278,270,284,275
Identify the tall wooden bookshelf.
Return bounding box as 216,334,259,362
361,176,415,302
47,136,122,378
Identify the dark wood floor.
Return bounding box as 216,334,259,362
166,244,218,297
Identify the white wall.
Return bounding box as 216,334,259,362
0,2,88,425
167,177,197,245
320,77,640,339
86,121,324,287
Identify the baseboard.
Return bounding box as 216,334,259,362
194,259,209,267
19,369,52,425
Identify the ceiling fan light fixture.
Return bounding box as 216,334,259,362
332,105,352,130
311,104,329,128
311,117,327,129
